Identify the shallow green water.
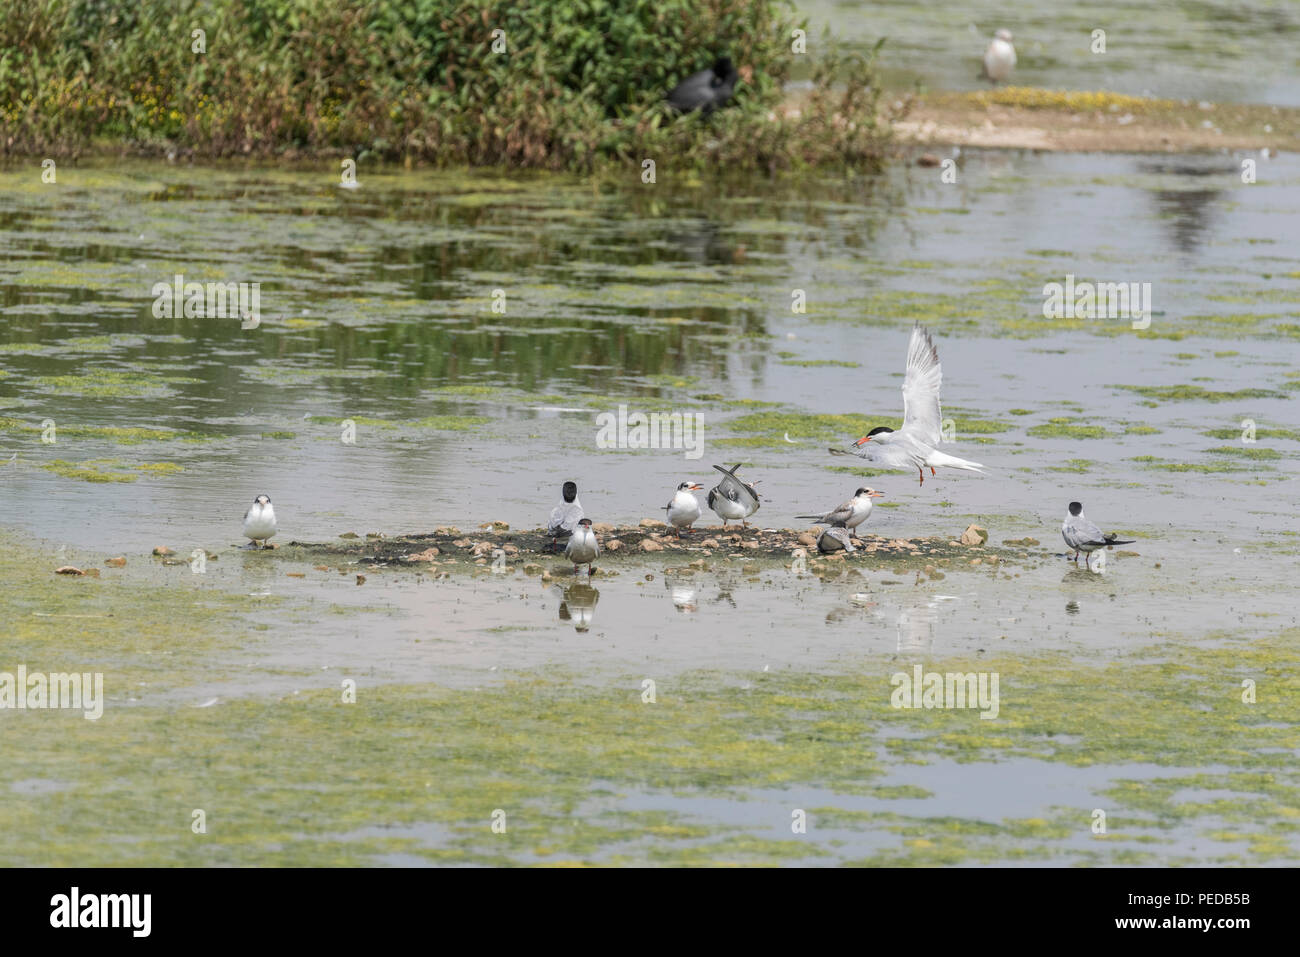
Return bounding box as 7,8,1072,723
1,153,1298,865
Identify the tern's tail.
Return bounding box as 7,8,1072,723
925,449,985,472
1104,535,1135,545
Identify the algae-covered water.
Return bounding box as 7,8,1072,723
1,152,1298,865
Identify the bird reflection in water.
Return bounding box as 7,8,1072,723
670,584,698,614
557,582,599,632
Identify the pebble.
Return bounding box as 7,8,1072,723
960,525,988,546
641,540,664,552
152,546,173,556
105,556,127,567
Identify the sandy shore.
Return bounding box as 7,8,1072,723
892,89,1297,153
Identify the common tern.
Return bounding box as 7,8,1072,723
242,494,277,548
564,517,600,574
706,463,760,528
796,487,883,531
1061,501,1134,565
664,482,703,536
817,526,856,554
983,29,1016,84
830,325,985,486
546,481,583,549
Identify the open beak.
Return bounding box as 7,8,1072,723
689,484,703,490
868,490,884,498
853,436,870,447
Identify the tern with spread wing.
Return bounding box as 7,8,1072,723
1061,502,1134,565
706,463,760,528
830,325,985,486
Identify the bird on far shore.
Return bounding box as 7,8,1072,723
706,463,760,528
983,29,1016,84
666,56,738,115
1061,501,1135,566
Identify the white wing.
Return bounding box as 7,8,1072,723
901,326,943,445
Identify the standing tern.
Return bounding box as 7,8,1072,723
796,487,883,531
829,325,985,486
664,482,703,536
983,29,1016,84
546,481,583,549
564,518,600,575
706,463,760,528
243,494,277,548
1061,502,1135,565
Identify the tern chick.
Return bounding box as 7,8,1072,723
664,482,703,537
243,494,277,548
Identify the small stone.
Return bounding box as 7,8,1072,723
55,566,85,575
700,538,720,549
741,540,760,549
365,532,384,540
523,563,543,576
502,544,518,555
452,538,472,548
605,539,623,551
314,565,331,571
405,548,440,562
917,152,941,167
960,525,988,546
970,558,982,566
639,518,666,528
592,523,616,535
105,556,127,567
152,546,173,556
797,533,818,548
356,575,366,585
1116,550,1139,557
339,532,359,539
642,540,664,552
286,572,305,578
434,526,460,535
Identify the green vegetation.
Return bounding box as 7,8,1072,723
2,0,890,171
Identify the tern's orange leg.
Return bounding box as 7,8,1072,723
917,467,924,486
930,467,936,476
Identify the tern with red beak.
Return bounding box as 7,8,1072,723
830,325,985,486
664,481,704,536
796,487,883,531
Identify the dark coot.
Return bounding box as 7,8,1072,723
666,56,738,115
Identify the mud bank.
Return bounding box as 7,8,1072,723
283,523,1052,572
